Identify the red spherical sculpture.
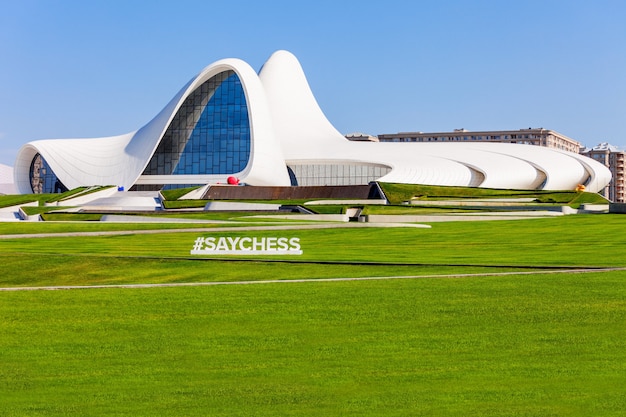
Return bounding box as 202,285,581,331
227,176,239,185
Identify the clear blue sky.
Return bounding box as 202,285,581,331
1,0,624,166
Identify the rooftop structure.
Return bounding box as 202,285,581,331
345,133,379,142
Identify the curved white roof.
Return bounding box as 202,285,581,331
14,50,611,194
258,50,610,192
15,58,290,193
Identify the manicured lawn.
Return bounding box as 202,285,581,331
2,215,626,274
2,214,626,415
378,182,609,206
1,273,625,416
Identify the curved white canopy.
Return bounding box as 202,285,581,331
14,50,611,194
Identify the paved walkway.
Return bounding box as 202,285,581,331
0,221,431,240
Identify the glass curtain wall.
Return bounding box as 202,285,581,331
141,70,251,179
29,153,68,194
287,163,391,186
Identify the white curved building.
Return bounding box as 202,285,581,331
0,163,17,195
14,50,611,194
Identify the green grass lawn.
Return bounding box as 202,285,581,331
2,273,625,416
378,182,609,206
2,214,626,271
2,214,626,415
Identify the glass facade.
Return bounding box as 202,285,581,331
142,70,251,178
287,163,391,186
29,153,68,194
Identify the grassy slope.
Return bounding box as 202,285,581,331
1,213,626,415
378,182,609,206
2,215,626,278
2,183,610,217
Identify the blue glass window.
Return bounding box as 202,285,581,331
142,71,251,177
29,153,68,193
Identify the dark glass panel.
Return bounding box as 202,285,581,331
29,153,68,194
142,70,251,177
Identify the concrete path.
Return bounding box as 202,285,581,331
0,221,431,240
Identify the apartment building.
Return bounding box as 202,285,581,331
581,143,626,203
376,128,582,153
362,128,626,202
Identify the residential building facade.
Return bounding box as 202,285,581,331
582,143,626,203
376,128,582,153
